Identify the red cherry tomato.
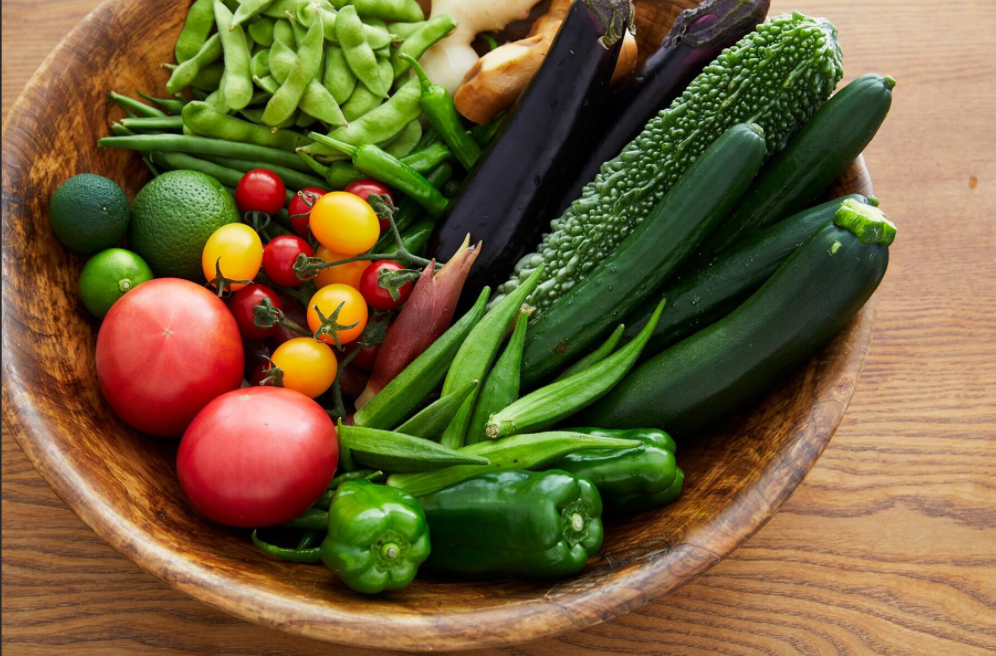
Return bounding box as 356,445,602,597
270,289,309,346
287,187,327,237
345,180,394,232
249,360,272,386
262,235,314,288
96,279,244,438
177,387,338,527
359,260,413,311
228,284,283,341
243,338,274,380
349,343,380,370
236,169,286,215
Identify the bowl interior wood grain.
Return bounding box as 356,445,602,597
1,0,877,651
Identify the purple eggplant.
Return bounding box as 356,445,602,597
429,0,634,306
549,0,770,218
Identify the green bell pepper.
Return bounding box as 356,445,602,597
320,480,430,594
419,470,603,578
546,427,683,512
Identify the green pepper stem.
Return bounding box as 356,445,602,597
399,53,434,91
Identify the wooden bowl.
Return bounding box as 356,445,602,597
1,0,877,651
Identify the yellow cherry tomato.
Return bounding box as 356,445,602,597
307,284,368,345
202,223,262,291
270,338,337,398
308,191,379,256
314,245,371,290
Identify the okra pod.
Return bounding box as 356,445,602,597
395,380,477,441
467,311,528,444
553,323,625,382
338,423,489,473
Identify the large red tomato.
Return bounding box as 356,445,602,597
176,386,338,527
95,278,244,438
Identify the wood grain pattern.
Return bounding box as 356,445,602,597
3,0,995,654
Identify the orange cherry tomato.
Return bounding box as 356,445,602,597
202,223,262,291
308,191,379,256
307,284,368,345
269,337,337,398
313,245,371,290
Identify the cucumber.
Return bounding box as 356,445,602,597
520,123,768,386
622,194,876,357
577,199,895,435
702,74,895,255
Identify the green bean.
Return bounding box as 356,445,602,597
109,92,167,118
295,0,395,49
272,17,295,46
395,380,478,441
340,57,391,120
439,267,545,449
349,0,423,22
182,101,312,151
384,119,422,158
247,16,276,46
200,155,326,189
336,5,388,99
214,0,254,110
486,301,666,439
150,151,297,204
390,14,456,79
553,324,625,382
175,0,216,63
339,423,489,473
250,49,270,79
263,16,323,126
231,0,275,28
135,90,187,115
467,312,528,444
323,46,356,104
261,0,297,18
110,122,135,137
98,134,313,172
166,32,222,95
120,116,184,131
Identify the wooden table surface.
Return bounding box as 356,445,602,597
3,0,994,654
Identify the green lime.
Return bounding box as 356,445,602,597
49,173,130,254
79,248,155,318
129,170,240,280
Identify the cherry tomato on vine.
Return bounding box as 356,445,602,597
288,187,327,237
307,284,368,345
359,260,413,311
308,191,379,256
262,235,314,288
235,169,286,216
202,223,263,291
344,180,393,231
348,342,380,370
228,283,283,341
313,245,370,290
270,337,338,398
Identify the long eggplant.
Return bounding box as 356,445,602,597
428,0,634,309
549,0,770,218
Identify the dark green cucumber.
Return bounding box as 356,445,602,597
577,199,895,435
702,74,895,254
622,194,875,356
520,123,768,386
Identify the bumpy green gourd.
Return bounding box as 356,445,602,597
494,12,844,312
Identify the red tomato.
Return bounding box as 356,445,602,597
228,284,283,341
287,187,327,237
359,260,413,311
177,387,338,527
262,235,314,288
345,180,394,233
236,169,286,215
96,279,244,438
348,342,380,370
243,338,274,380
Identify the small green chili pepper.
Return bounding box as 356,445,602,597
553,324,625,382
213,0,254,110
297,529,324,549
338,422,489,472
336,5,389,99
320,480,430,594
466,311,528,444
251,529,323,563
166,32,223,95
283,507,329,530
469,113,504,147
384,216,433,257
390,14,457,80
372,162,451,249
182,101,312,151
395,379,477,441
175,0,216,63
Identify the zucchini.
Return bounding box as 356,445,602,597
577,199,895,435
702,74,895,254
520,123,767,386
622,194,876,357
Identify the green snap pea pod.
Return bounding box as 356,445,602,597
166,32,223,95
391,14,457,79
338,423,489,473
263,16,323,126
290,18,307,46
486,301,666,439
387,20,424,39
341,57,391,120
438,267,544,449
261,0,297,18
396,380,478,441
200,155,326,189
119,116,185,131
295,0,395,49
387,432,642,497
324,46,356,104
348,0,423,22
384,119,422,158
353,288,490,430
402,53,480,170
214,0,254,110
189,61,226,91
283,507,328,530
553,324,625,382
272,17,295,46
250,49,270,79
296,112,318,128
182,101,312,151
231,0,277,28
268,39,296,82
203,85,227,112
175,0,216,63
98,134,313,172
251,529,322,563
150,151,292,203
467,312,528,444
247,16,276,46
240,106,296,128
336,5,388,99
256,73,347,127
308,133,449,216
135,90,187,115
253,73,280,94
108,92,167,118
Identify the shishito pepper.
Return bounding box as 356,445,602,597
547,427,683,512
419,470,603,578
320,480,430,594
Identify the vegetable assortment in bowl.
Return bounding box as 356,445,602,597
2,0,899,648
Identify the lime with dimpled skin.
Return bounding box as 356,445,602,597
49,173,130,254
